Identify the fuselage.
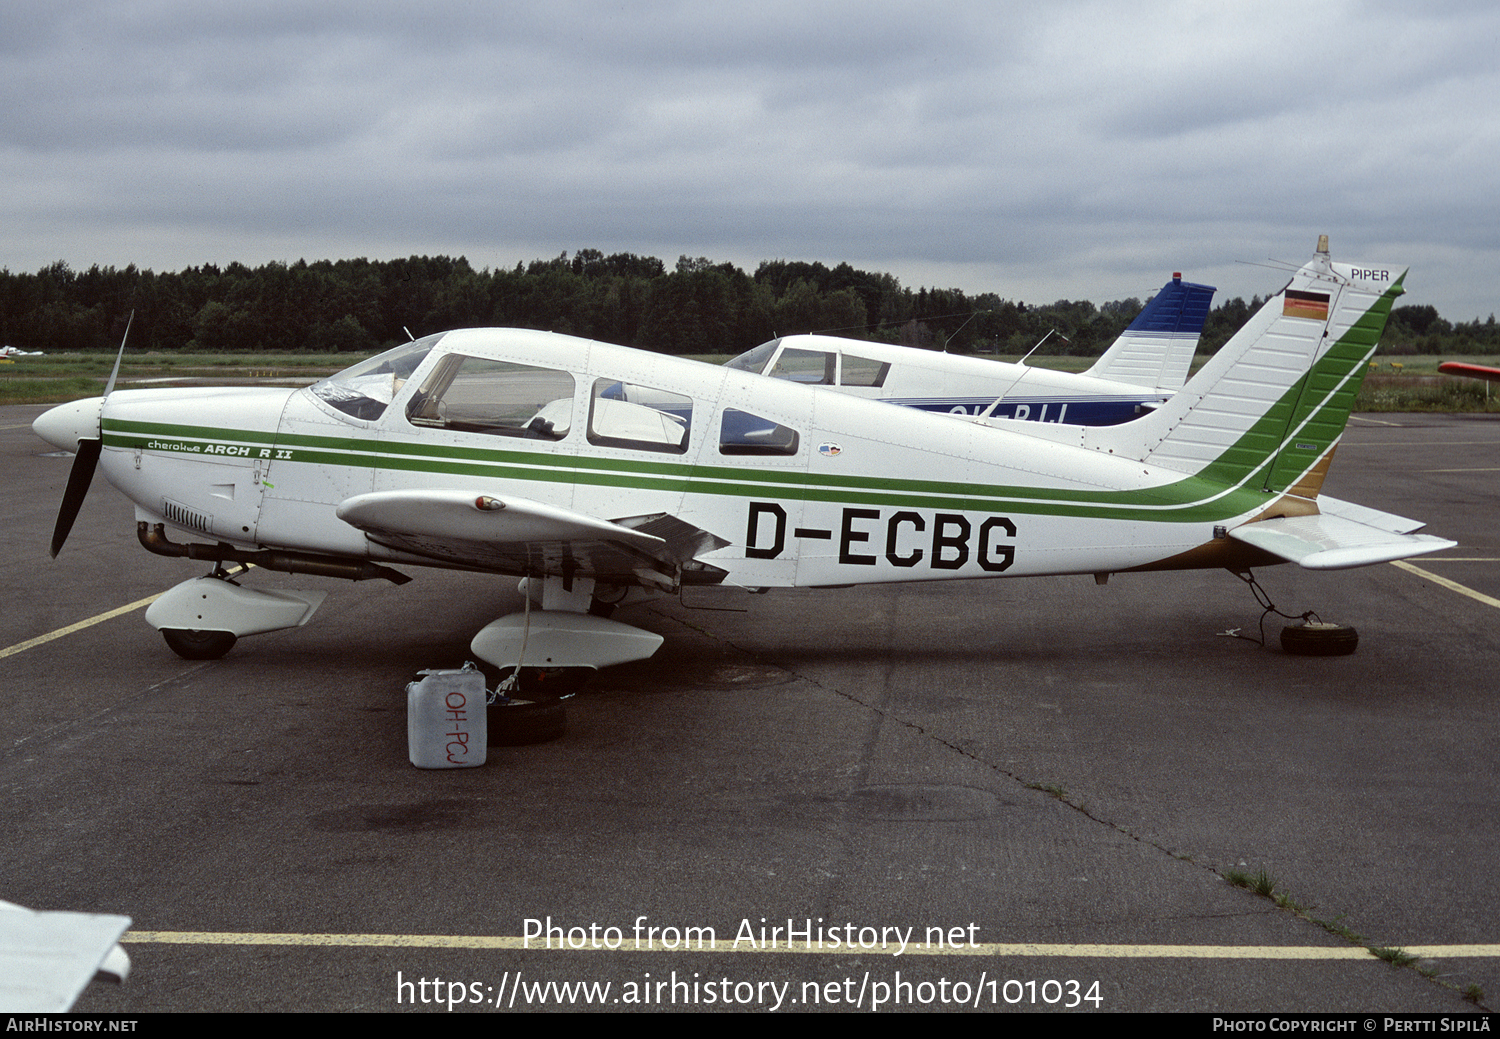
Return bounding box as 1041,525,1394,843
51,328,1275,592
725,334,1172,424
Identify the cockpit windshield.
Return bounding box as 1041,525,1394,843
724,339,780,374
309,333,448,421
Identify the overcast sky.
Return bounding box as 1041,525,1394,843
4,1,1498,320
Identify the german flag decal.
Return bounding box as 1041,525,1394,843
1284,289,1330,320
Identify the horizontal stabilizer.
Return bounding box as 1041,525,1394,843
1315,495,1429,535
1228,513,1455,570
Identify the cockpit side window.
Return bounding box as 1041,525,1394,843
405,354,574,440
587,379,692,453
767,348,835,385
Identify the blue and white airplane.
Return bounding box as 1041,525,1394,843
33,239,1448,683
725,273,1215,424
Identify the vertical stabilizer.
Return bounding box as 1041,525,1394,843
1140,239,1403,494
1085,274,1216,391
1014,239,1405,500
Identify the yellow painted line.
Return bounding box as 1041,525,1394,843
1392,561,1500,609
1417,558,1500,563
120,932,1500,960
0,594,163,659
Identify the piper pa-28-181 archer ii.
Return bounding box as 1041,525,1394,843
724,272,1215,424
34,237,1453,690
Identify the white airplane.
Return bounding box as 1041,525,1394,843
33,238,1453,688
724,272,1215,424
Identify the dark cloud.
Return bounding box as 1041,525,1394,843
3,1,1498,317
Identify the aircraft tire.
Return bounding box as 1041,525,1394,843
161,628,238,660
1279,621,1358,657
487,698,567,746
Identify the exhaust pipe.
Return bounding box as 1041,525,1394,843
137,522,411,584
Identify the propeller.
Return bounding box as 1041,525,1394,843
47,312,131,558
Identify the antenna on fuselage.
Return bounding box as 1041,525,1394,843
1017,327,1067,367
974,328,1069,424
940,310,989,353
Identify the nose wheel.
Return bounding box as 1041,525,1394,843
160,628,239,660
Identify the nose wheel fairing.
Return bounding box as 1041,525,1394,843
146,576,327,659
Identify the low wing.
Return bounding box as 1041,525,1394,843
0,900,131,1012
1228,511,1455,570
336,489,728,589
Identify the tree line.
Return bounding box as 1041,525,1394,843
1,251,1493,357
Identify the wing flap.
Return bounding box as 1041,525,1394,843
1228,513,1455,570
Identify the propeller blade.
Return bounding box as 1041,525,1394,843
47,311,131,558
50,437,102,558
102,311,132,399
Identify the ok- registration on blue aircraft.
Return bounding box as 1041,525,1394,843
725,272,1215,424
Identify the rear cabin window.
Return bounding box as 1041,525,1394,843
840,353,890,388
587,379,693,453
719,410,800,456
405,355,574,440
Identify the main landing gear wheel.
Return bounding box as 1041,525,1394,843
1280,622,1359,657
487,698,567,746
161,628,238,660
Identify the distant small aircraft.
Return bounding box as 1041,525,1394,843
1438,360,1500,383
1,345,44,358
724,273,1215,424
33,237,1450,690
